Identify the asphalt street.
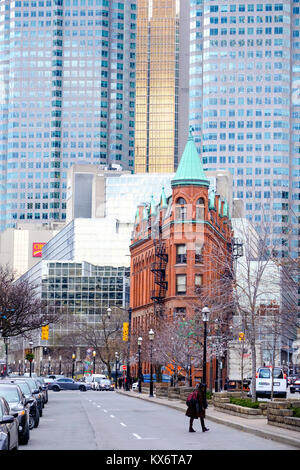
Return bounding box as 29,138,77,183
20,390,296,451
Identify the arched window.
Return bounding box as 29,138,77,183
196,197,205,220
175,197,187,220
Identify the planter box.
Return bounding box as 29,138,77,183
267,401,300,432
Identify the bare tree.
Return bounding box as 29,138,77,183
0,265,58,338
52,308,128,379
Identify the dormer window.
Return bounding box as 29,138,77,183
175,197,187,220
196,197,205,220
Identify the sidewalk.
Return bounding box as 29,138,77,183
116,388,300,449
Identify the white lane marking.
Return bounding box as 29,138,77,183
97,405,101,408
133,433,142,440
120,422,127,427
110,415,115,418
103,409,107,413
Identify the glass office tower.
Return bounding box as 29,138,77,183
0,0,136,230
134,0,190,173
189,0,300,262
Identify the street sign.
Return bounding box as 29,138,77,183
122,365,127,371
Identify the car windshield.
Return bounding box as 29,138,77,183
95,377,104,383
100,380,111,385
15,382,31,395
84,377,93,382
0,387,20,403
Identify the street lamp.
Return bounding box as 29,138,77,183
3,337,9,377
59,356,62,375
29,341,33,377
107,307,112,318
72,353,76,379
149,329,154,397
48,356,51,375
115,352,119,389
202,306,210,392
138,336,142,393
93,350,96,374
126,307,132,391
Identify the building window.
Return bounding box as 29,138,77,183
196,198,205,219
175,197,187,220
173,307,186,320
195,243,204,264
176,274,186,295
195,274,203,294
176,244,187,264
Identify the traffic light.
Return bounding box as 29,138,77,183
239,332,245,342
41,325,49,340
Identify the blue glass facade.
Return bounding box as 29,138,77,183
0,0,136,229
189,0,300,261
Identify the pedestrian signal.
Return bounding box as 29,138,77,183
239,332,245,342
41,325,49,340
123,322,129,341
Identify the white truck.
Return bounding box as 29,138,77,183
226,341,262,391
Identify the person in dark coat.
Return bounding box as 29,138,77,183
185,383,209,433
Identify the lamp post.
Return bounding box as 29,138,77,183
3,337,9,377
72,353,76,379
115,352,119,389
28,341,33,377
93,350,96,374
202,306,210,392
138,336,142,393
148,329,154,397
40,357,43,376
48,356,51,375
59,356,62,375
126,307,132,391
18,359,21,376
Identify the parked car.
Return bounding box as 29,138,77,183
15,377,44,418
49,377,91,392
290,379,300,394
0,382,31,445
1,379,39,430
0,396,19,451
35,377,49,405
97,379,114,391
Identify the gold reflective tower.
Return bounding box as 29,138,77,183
135,0,190,173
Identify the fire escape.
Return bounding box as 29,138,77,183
151,232,168,318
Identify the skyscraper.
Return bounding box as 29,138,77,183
189,0,300,261
134,0,190,173
0,0,136,230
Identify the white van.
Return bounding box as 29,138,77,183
90,374,106,390
253,367,287,399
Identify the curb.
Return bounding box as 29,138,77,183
116,390,300,449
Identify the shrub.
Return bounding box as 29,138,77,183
230,397,260,409
291,407,300,418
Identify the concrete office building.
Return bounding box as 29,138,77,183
0,221,64,278
0,0,136,231
189,0,300,266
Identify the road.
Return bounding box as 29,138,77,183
20,390,297,451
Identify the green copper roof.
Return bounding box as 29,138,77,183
142,203,149,221
208,189,215,210
150,194,157,217
171,128,209,188
160,186,168,209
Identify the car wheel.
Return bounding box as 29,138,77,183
52,385,60,392
79,385,86,392
34,409,40,428
291,390,295,393
19,421,30,445
29,414,35,430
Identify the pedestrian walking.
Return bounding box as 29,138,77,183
118,377,123,389
185,383,209,433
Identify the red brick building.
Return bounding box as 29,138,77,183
129,131,233,387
